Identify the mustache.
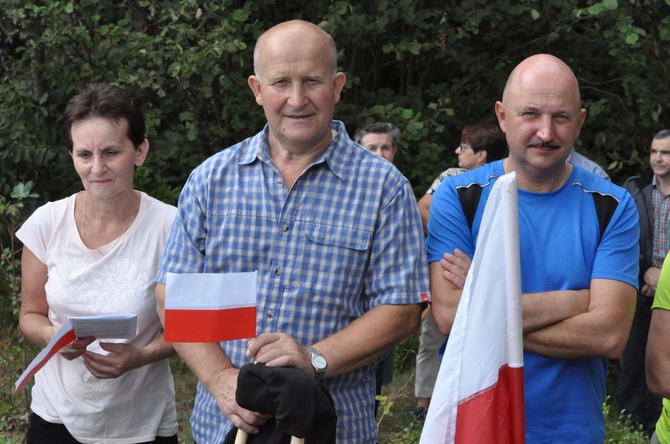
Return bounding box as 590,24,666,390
528,142,561,150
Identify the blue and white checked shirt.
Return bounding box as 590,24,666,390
156,120,430,443
652,175,670,268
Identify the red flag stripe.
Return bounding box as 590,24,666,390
164,307,256,342
455,365,525,444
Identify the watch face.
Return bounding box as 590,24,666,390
313,355,327,369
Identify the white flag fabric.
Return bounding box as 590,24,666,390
420,172,525,444
164,272,257,342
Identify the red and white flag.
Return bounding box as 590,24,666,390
420,172,525,444
164,271,257,342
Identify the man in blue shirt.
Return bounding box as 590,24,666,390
427,54,639,443
155,20,429,444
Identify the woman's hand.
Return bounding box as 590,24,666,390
59,336,96,361
81,342,144,379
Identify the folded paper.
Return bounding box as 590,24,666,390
14,314,138,394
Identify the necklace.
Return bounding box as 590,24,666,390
558,163,571,189
80,192,139,255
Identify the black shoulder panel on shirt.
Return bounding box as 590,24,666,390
591,192,619,241
457,185,484,230
458,179,618,241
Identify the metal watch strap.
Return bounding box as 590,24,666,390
308,346,327,381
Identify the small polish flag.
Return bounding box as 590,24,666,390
165,271,257,342
420,172,525,444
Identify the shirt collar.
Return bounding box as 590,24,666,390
321,121,350,181
239,121,351,181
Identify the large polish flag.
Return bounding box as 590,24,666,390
164,271,257,342
420,172,525,444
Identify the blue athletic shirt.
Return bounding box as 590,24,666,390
426,160,639,444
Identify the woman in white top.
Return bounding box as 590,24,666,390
17,83,178,444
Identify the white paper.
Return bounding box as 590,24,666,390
14,314,139,393
70,314,138,339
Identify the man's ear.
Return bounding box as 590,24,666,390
248,75,263,106
332,72,346,104
495,101,506,133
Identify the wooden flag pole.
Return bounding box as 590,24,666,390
234,430,248,444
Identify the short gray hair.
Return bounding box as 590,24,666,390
653,129,670,140
354,122,401,150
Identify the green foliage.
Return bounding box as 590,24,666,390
0,183,40,441
0,334,32,441
0,182,39,327
385,421,423,443
603,396,649,443
1,0,669,208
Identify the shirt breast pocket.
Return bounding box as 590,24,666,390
301,223,372,294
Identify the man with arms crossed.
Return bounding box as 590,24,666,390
155,20,429,444
427,54,639,442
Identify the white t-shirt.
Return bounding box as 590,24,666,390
16,192,178,444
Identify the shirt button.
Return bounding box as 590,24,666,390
267,310,274,319
282,224,289,232
276,181,283,188
275,267,282,276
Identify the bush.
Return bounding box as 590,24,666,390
0,182,39,442
2,0,670,207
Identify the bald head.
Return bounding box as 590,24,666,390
494,53,587,190
247,19,346,155
502,54,581,105
253,20,338,80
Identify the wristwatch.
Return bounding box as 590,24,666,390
308,346,328,381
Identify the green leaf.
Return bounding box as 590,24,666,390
625,33,639,44
376,15,389,28
659,25,670,41
588,4,604,15
232,9,249,22
652,105,662,122
10,181,38,199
